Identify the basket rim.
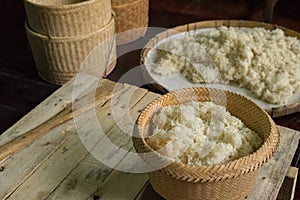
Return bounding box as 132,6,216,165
24,0,104,10
25,13,116,42
135,87,280,183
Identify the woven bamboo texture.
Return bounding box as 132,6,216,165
149,170,257,200
112,0,148,44
24,0,112,37
111,0,137,6
134,87,280,200
25,14,116,85
140,19,300,117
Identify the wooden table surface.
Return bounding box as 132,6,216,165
0,78,299,199
1,0,300,199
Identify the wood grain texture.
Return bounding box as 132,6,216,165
0,78,119,199
2,81,155,199
0,77,81,146
0,79,298,200
277,167,298,200
47,92,159,200
0,120,75,200
0,78,128,199
5,133,90,200
246,127,300,200
0,79,118,161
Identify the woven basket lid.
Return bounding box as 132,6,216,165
24,0,112,37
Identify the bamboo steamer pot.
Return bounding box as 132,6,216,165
25,14,116,84
24,0,112,37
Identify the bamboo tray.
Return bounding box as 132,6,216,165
141,20,300,117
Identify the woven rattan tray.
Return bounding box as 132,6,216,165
140,20,300,117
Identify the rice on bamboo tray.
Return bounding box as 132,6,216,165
141,20,300,117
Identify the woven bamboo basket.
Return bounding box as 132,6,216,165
112,0,148,44
133,87,280,200
24,0,112,37
140,19,300,117
25,14,116,85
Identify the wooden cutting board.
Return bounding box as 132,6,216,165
0,77,299,200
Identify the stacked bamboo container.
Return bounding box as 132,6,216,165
112,0,149,44
24,0,116,85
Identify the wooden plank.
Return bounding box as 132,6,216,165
277,167,298,200
47,154,114,200
46,92,160,200
5,133,89,200
5,85,152,199
4,87,147,199
73,83,148,152
0,120,76,200
0,77,116,147
0,76,121,146
0,78,128,199
88,91,160,168
0,76,87,146
246,126,300,200
88,171,148,200
0,80,114,161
